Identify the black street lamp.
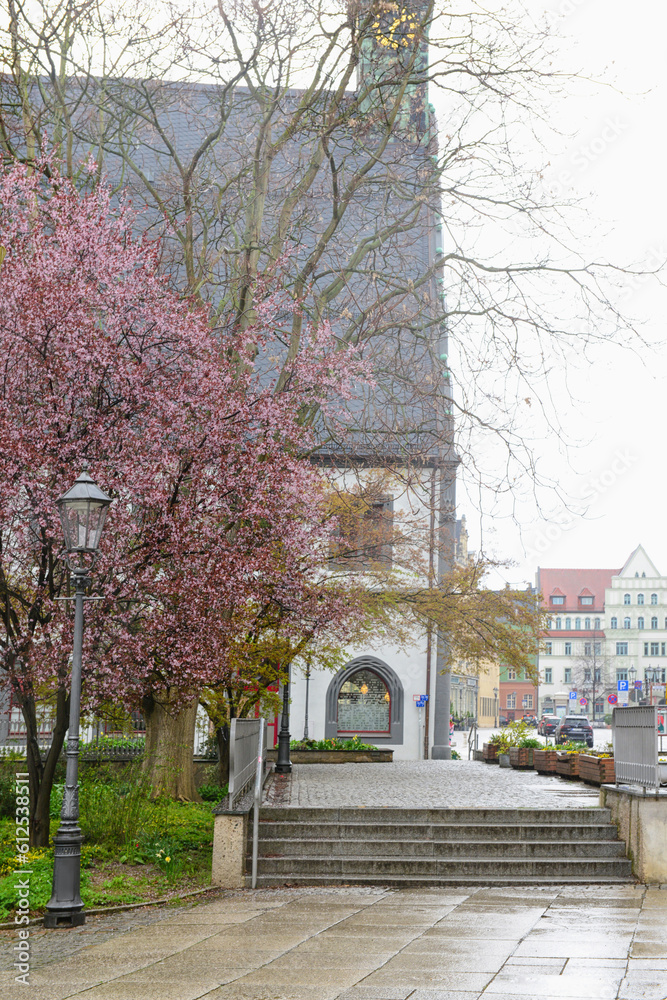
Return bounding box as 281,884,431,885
44,464,112,929
629,665,637,705
274,665,292,774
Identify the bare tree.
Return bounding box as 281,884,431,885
571,643,614,723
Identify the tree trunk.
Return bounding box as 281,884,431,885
142,692,201,801
21,686,69,848
215,724,229,787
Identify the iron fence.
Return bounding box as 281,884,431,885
613,705,660,794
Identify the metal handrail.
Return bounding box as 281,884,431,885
467,721,478,759
251,720,266,889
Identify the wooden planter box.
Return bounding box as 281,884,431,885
265,749,393,764
509,747,535,769
482,742,499,763
556,752,581,779
533,748,558,774
578,754,615,785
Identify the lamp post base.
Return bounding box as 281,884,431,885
44,910,85,928
431,744,452,760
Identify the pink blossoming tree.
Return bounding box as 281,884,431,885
0,160,364,844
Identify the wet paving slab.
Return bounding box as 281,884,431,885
1,884,666,999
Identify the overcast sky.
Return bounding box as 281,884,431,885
456,0,667,586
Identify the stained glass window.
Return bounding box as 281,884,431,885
337,669,390,733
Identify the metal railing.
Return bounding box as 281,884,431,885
467,722,478,759
613,705,660,795
228,718,265,810
251,720,267,889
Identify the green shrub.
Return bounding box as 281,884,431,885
289,736,379,751
198,783,228,803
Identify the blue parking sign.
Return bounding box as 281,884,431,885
618,679,629,692
568,691,577,701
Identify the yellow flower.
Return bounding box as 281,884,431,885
165,856,171,863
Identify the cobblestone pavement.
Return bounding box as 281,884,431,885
264,760,601,810
2,884,666,1000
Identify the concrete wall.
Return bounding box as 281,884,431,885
601,785,667,883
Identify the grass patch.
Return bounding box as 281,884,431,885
0,773,215,920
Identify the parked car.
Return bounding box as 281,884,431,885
521,715,538,727
538,714,560,736
554,715,594,747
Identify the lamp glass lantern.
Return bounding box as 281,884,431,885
56,465,113,557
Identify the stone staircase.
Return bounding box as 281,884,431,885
247,807,634,886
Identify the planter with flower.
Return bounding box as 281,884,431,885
533,747,559,774
509,737,543,770
555,741,588,779
266,735,393,763
488,721,535,768
578,744,615,785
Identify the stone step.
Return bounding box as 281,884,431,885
249,873,635,888
253,856,633,879
259,806,612,825
256,838,627,859
257,821,620,842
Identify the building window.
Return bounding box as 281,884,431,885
584,642,592,656
595,666,601,682
624,594,631,605
575,617,581,630
610,617,617,629
544,668,552,683
594,617,601,629
638,593,645,605
580,595,594,606
564,642,572,655
616,642,628,656
644,643,649,656
555,617,562,630
651,617,658,629
507,668,517,679
624,617,631,629
565,617,571,629
523,694,534,709
506,692,516,709
662,643,666,656
617,669,628,682
584,667,591,681
651,594,658,605
594,642,601,655
544,644,552,656
638,617,645,630
551,595,565,605
584,617,591,630
564,668,572,683
648,641,659,655
332,496,394,566
337,669,391,734
326,656,404,744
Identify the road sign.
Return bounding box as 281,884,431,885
618,679,629,692
569,691,577,701
634,680,643,690
579,698,588,706
415,698,426,708
608,694,617,704
413,694,429,703
413,694,421,701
